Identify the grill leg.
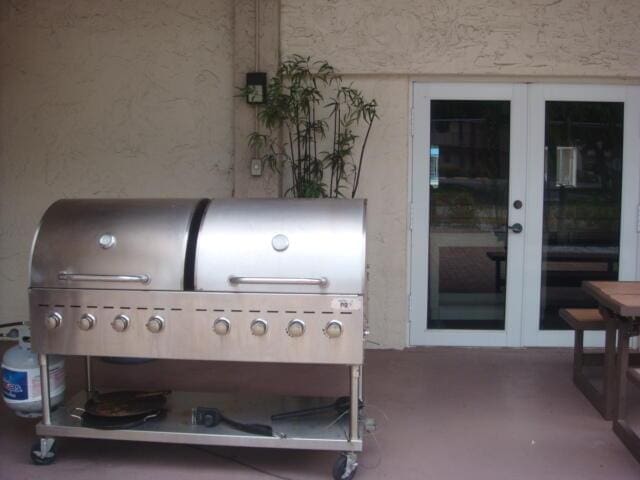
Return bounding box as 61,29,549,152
349,365,359,442
38,354,51,425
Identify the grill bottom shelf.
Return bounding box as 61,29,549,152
36,391,363,452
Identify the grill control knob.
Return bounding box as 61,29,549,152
45,312,62,330
77,313,96,331
286,319,305,338
250,318,268,336
213,317,230,336
112,314,130,332
324,320,343,339
146,315,164,334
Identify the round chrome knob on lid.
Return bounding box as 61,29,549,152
213,317,230,336
45,312,62,330
271,234,289,252
286,319,305,338
146,315,164,333
111,314,130,332
324,320,343,339
250,318,268,336
98,233,116,249
77,313,96,331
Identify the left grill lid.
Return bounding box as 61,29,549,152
29,198,209,291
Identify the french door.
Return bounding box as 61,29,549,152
409,83,640,347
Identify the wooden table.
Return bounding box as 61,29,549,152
583,281,640,462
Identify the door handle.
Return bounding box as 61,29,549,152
507,223,523,234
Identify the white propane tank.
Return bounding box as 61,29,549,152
1,337,65,417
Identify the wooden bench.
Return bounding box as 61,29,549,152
560,308,617,420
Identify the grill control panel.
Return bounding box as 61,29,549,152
56,312,347,339
32,290,364,365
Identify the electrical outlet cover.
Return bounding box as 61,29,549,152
250,158,263,176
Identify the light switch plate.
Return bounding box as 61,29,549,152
250,158,263,177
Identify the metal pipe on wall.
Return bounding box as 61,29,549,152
254,0,260,160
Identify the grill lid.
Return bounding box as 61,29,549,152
30,198,208,291
194,199,366,294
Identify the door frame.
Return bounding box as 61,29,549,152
521,84,640,347
409,82,640,347
409,83,528,347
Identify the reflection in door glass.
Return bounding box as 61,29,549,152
428,101,510,330
540,101,623,329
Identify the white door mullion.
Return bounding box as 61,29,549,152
504,84,527,347
621,86,640,282
521,85,546,347
408,83,431,346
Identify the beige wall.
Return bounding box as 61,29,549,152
281,0,640,77
0,1,235,325
353,77,410,348
281,0,640,348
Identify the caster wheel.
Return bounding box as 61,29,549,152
30,440,56,466
332,453,358,480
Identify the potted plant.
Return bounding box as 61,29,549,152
245,54,378,198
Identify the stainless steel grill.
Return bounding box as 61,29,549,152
28,198,367,477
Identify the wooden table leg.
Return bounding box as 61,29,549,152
603,318,618,419
592,307,621,420
611,317,640,463
615,320,630,419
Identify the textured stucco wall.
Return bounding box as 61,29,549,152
353,77,410,349
281,0,640,77
281,0,640,348
0,1,234,324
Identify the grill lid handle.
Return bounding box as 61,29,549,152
228,276,328,287
58,272,151,284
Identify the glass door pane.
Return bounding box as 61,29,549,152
428,100,511,330
540,101,623,330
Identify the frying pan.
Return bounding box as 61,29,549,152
84,390,170,418
81,410,165,430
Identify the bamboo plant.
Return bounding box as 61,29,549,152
246,55,378,198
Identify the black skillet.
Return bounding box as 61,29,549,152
79,390,170,430
84,390,170,418
81,409,165,430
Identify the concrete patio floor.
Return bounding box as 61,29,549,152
1,347,640,479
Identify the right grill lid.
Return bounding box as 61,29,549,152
194,199,366,295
